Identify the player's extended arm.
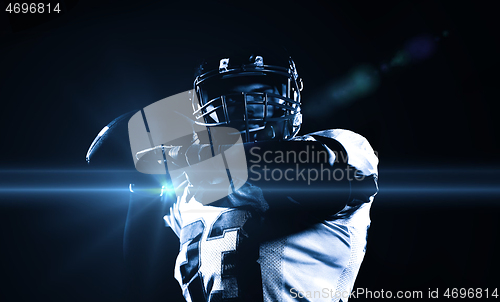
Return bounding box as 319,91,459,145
241,138,373,215
238,133,378,238
166,133,378,216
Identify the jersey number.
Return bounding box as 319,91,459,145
179,209,260,302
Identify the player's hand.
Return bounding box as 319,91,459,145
135,143,212,169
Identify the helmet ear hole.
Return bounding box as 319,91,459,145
283,121,291,140
293,113,302,128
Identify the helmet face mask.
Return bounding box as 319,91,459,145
193,54,302,143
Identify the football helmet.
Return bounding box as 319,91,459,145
193,52,303,143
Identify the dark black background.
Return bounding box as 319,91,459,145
1,0,499,301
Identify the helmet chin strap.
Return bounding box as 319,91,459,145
253,124,276,142
223,124,277,142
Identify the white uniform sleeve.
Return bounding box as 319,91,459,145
310,129,378,177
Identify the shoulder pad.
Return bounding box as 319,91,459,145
306,129,379,177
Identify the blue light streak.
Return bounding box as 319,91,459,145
0,169,499,202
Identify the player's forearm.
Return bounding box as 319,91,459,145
164,140,376,213
241,140,352,214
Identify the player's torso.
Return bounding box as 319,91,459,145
166,130,377,302
172,199,262,302
169,189,371,302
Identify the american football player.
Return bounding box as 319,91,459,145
90,50,379,302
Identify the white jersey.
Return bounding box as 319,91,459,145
163,129,378,302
